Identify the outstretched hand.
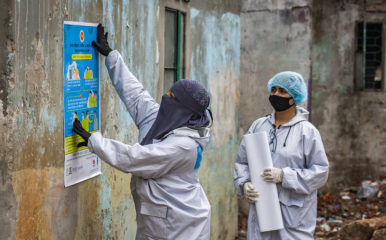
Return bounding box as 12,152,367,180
92,24,112,56
72,119,91,148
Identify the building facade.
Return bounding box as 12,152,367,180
0,0,240,239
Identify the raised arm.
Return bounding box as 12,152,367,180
105,50,159,142
92,24,159,142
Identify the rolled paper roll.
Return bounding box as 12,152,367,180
244,131,284,232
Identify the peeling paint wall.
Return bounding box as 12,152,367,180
0,1,17,239
189,1,240,238
311,0,386,188
0,0,240,239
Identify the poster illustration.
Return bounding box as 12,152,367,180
63,21,101,187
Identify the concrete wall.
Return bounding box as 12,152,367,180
311,0,386,188
239,0,313,221
0,0,240,239
240,0,386,191
240,0,312,133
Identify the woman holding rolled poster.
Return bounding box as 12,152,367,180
234,71,329,239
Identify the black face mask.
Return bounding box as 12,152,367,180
269,95,294,112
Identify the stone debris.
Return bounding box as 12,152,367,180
339,217,386,240
315,177,386,240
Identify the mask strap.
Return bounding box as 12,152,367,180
206,109,213,128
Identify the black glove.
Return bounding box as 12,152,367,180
92,24,112,56
72,119,91,148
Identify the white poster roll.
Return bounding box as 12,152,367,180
244,131,284,232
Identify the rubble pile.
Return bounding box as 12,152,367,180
315,178,386,240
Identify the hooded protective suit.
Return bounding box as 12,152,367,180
88,50,211,239
234,107,329,240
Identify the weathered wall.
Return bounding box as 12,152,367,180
190,1,240,239
0,0,240,239
0,1,16,240
238,0,313,221
240,0,312,133
240,0,386,192
311,0,386,188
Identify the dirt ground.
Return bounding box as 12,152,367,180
236,178,386,240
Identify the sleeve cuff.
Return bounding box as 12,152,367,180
281,167,297,189
237,179,250,197
88,132,102,153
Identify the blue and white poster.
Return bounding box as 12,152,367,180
63,21,101,187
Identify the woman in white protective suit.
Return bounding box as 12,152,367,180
234,71,329,239
73,24,212,240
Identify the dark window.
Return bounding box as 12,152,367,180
355,22,384,90
164,8,186,93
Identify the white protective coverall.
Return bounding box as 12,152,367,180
234,107,329,240
88,50,211,240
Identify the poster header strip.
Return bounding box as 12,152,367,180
72,54,92,60
64,21,98,27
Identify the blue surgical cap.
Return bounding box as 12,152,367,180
267,71,307,105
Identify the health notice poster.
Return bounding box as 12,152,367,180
63,21,101,187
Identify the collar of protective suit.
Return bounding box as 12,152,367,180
268,106,309,127
155,126,210,150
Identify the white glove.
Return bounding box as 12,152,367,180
243,182,259,203
261,168,283,183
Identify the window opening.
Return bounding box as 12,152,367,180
356,22,383,90
164,8,186,93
